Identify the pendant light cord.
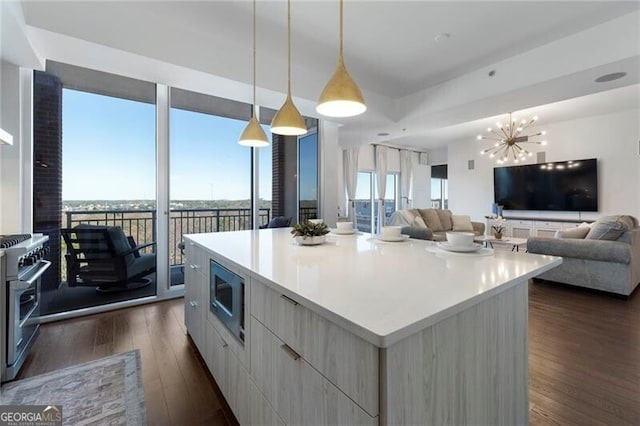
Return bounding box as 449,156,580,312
287,0,292,94
252,0,257,118
339,0,344,64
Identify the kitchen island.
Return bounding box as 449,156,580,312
184,228,561,425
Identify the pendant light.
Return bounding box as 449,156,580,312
271,0,307,136
239,0,269,147
316,0,366,118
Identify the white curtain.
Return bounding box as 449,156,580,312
343,148,359,225
400,150,414,210
375,145,388,234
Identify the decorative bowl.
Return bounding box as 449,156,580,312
446,231,475,247
295,235,326,246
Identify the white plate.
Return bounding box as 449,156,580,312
375,234,410,243
330,228,357,235
437,242,483,253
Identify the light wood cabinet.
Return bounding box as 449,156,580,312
251,280,379,416
184,246,206,354
248,379,285,426
250,318,377,425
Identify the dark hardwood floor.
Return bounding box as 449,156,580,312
529,280,640,425
17,298,234,426
16,281,640,425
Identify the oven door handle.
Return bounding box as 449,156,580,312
14,260,51,290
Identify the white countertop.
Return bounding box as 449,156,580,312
186,229,562,347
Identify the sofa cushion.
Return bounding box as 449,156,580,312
527,237,631,264
418,209,444,232
586,215,634,241
401,226,433,240
397,209,418,225
432,231,447,242
452,214,474,232
411,215,428,229
555,225,590,239
436,209,453,231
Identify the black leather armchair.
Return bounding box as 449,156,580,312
62,225,156,292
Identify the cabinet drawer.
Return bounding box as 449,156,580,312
536,221,562,229
249,378,285,426
185,240,209,272
205,322,249,424
510,220,533,227
251,280,379,416
250,318,377,426
207,308,247,367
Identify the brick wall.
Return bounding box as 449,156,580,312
271,134,286,218
33,71,63,296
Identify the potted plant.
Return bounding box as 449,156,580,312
291,221,329,245
491,217,507,240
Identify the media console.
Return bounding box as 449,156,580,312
486,216,593,239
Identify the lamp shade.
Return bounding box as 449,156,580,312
239,116,269,148
271,94,307,136
316,61,366,118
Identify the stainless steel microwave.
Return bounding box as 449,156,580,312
210,259,245,344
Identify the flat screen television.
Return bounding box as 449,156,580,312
494,158,598,211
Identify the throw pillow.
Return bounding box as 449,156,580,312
436,209,453,231
451,215,474,232
554,226,590,239
398,209,417,225
412,215,428,229
418,208,444,232
585,216,628,241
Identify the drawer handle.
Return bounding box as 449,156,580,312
220,337,228,348
280,294,299,306
188,263,200,270
189,301,197,308
280,344,300,360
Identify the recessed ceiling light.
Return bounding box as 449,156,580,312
594,72,627,83
488,70,496,77
434,33,450,42
377,132,389,137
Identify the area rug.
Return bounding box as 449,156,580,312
0,350,146,425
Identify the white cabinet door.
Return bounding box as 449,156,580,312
251,280,378,416
250,318,377,426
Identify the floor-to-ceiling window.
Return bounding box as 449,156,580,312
355,172,398,233
169,89,273,286
431,164,448,209
33,62,311,317
36,61,158,316
298,131,319,222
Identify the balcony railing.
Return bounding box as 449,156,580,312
64,208,272,266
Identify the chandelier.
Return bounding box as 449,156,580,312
477,113,547,164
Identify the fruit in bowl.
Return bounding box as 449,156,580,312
446,231,475,247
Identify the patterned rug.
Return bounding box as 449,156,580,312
0,350,146,425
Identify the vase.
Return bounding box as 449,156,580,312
494,231,503,240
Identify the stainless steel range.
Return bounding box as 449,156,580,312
1,233,50,382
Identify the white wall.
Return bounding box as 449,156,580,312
448,109,640,223
0,61,31,234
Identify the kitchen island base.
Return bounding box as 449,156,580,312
184,230,560,425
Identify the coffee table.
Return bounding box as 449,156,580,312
475,236,528,252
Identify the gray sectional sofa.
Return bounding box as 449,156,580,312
388,208,485,241
527,215,640,297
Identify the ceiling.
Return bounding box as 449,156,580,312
10,1,640,149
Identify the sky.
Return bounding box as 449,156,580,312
62,88,273,201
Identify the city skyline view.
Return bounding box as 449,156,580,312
62,88,274,202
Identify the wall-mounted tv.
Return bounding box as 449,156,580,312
494,158,598,211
